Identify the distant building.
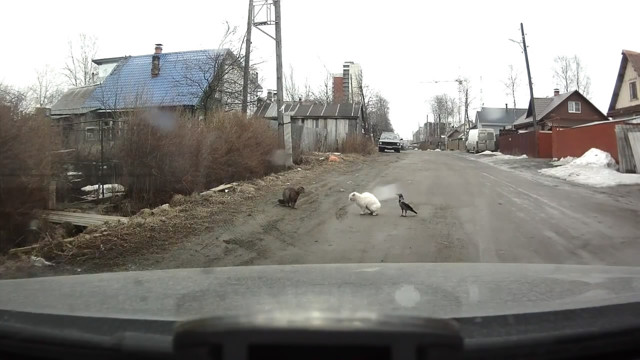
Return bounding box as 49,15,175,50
332,74,344,103
255,101,362,152
342,61,362,103
475,105,527,135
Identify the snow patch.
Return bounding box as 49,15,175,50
540,148,640,187
81,184,125,193
81,184,125,199
494,154,527,160
479,150,502,155
551,157,576,166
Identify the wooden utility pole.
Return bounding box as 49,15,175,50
241,0,253,114
274,0,292,166
521,22,538,156
99,119,105,199
251,0,292,166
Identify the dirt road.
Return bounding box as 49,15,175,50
139,150,640,269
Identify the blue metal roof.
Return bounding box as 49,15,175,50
85,49,228,109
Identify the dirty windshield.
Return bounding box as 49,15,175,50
381,133,400,140
1,0,640,316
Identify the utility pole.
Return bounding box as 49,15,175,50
99,120,104,199
252,0,293,167
520,22,538,156
274,0,292,166
241,0,253,114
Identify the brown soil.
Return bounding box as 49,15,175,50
0,153,376,279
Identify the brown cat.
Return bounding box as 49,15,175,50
277,186,305,208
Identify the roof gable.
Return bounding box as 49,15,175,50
85,49,229,109
515,90,605,127
608,50,640,115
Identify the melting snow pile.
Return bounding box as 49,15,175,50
540,148,640,187
551,157,576,166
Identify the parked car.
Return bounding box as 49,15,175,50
466,129,496,153
378,132,402,153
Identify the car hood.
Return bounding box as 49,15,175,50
1,263,640,321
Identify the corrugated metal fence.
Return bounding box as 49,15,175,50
615,124,640,173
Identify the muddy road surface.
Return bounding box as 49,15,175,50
139,150,640,269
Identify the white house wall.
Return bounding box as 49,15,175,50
616,61,640,110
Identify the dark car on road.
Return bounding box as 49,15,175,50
378,132,402,153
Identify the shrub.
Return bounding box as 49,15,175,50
118,110,279,209
339,134,376,155
0,101,59,252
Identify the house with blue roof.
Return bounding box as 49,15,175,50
51,44,261,148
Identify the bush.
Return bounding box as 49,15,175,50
339,134,376,155
118,110,279,209
0,102,59,252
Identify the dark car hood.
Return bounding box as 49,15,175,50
1,263,640,320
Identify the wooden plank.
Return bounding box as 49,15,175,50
628,131,640,173
42,210,128,227
616,125,638,173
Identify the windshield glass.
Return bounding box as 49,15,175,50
380,133,399,140
1,0,640,321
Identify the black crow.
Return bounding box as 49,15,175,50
397,193,418,216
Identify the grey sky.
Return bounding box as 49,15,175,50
2,0,637,139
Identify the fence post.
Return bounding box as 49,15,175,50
48,180,56,210
283,113,294,167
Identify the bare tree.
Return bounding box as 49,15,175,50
553,56,574,93
180,23,259,116
503,65,520,109
63,33,99,87
573,55,591,97
0,82,30,117
553,55,592,97
457,77,472,124
306,72,333,105
29,66,64,108
368,92,393,140
430,93,458,137
284,65,301,102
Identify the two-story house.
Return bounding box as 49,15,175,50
607,50,640,119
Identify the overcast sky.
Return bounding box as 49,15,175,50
2,0,638,138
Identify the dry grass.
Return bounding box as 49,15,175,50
20,152,365,271
118,110,279,210
0,104,59,252
338,134,376,155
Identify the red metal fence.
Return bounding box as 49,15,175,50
498,131,552,158
551,121,625,162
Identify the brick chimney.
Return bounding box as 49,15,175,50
151,44,162,77
553,88,560,96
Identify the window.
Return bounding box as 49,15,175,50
568,101,581,113
85,127,97,141
630,81,638,101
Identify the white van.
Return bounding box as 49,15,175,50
466,129,496,153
